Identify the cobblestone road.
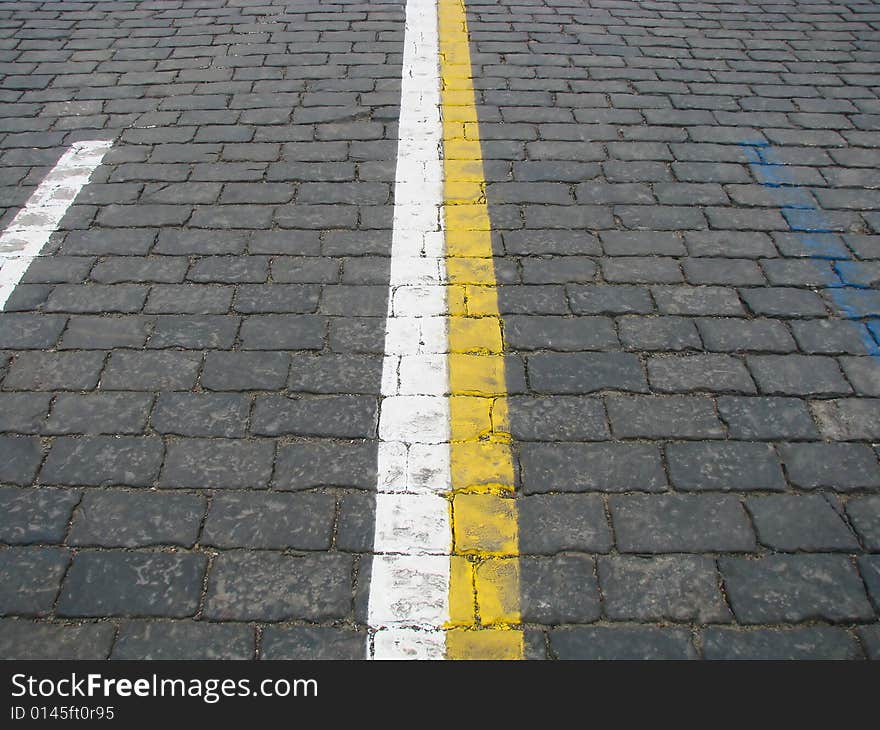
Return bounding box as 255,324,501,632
0,0,878,659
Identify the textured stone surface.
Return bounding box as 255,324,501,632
0,0,879,661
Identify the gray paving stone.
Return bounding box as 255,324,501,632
748,355,852,396
812,399,880,441
520,555,600,624
45,393,153,435
520,442,666,494
748,495,859,551
58,552,206,618
251,395,377,439
647,354,756,393
612,494,755,553
527,352,647,393
60,229,156,256
602,256,683,285
600,231,685,256
202,492,335,550
860,626,880,660
201,351,289,391
697,318,796,353
239,314,326,350
779,443,880,491
274,441,377,491
155,229,246,255
188,256,269,284
336,491,375,552
152,393,250,438
504,315,618,351
40,436,164,488
113,621,254,660
0,547,69,616
101,351,202,391
683,258,765,286
840,357,880,397
160,439,274,489
503,230,601,256
507,396,608,441
667,442,786,492
741,287,828,318
288,353,382,394
717,396,819,440
69,490,205,548
600,556,730,623
0,620,114,659
550,627,697,660
567,284,654,315
685,231,777,258
22,257,94,284
149,315,239,349
144,284,233,315
261,626,366,660
91,257,189,284
847,496,880,551
0,436,43,485
0,313,66,348
720,555,874,623
61,316,152,349
203,551,352,621
702,627,861,660
859,555,880,611
606,395,724,439
3,351,105,391
652,286,744,316
519,494,611,555
0,487,79,545
234,283,320,314
618,315,701,351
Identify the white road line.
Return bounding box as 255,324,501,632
0,140,113,310
367,0,450,660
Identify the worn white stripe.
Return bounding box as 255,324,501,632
0,140,112,309
367,0,449,660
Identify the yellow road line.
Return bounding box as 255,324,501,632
439,0,524,661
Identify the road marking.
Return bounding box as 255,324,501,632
0,140,112,309
743,140,880,360
368,0,449,660
439,0,523,660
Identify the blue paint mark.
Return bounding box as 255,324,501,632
740,139,880,360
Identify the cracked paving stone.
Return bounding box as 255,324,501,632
747,495,859,552
720,555,874,624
